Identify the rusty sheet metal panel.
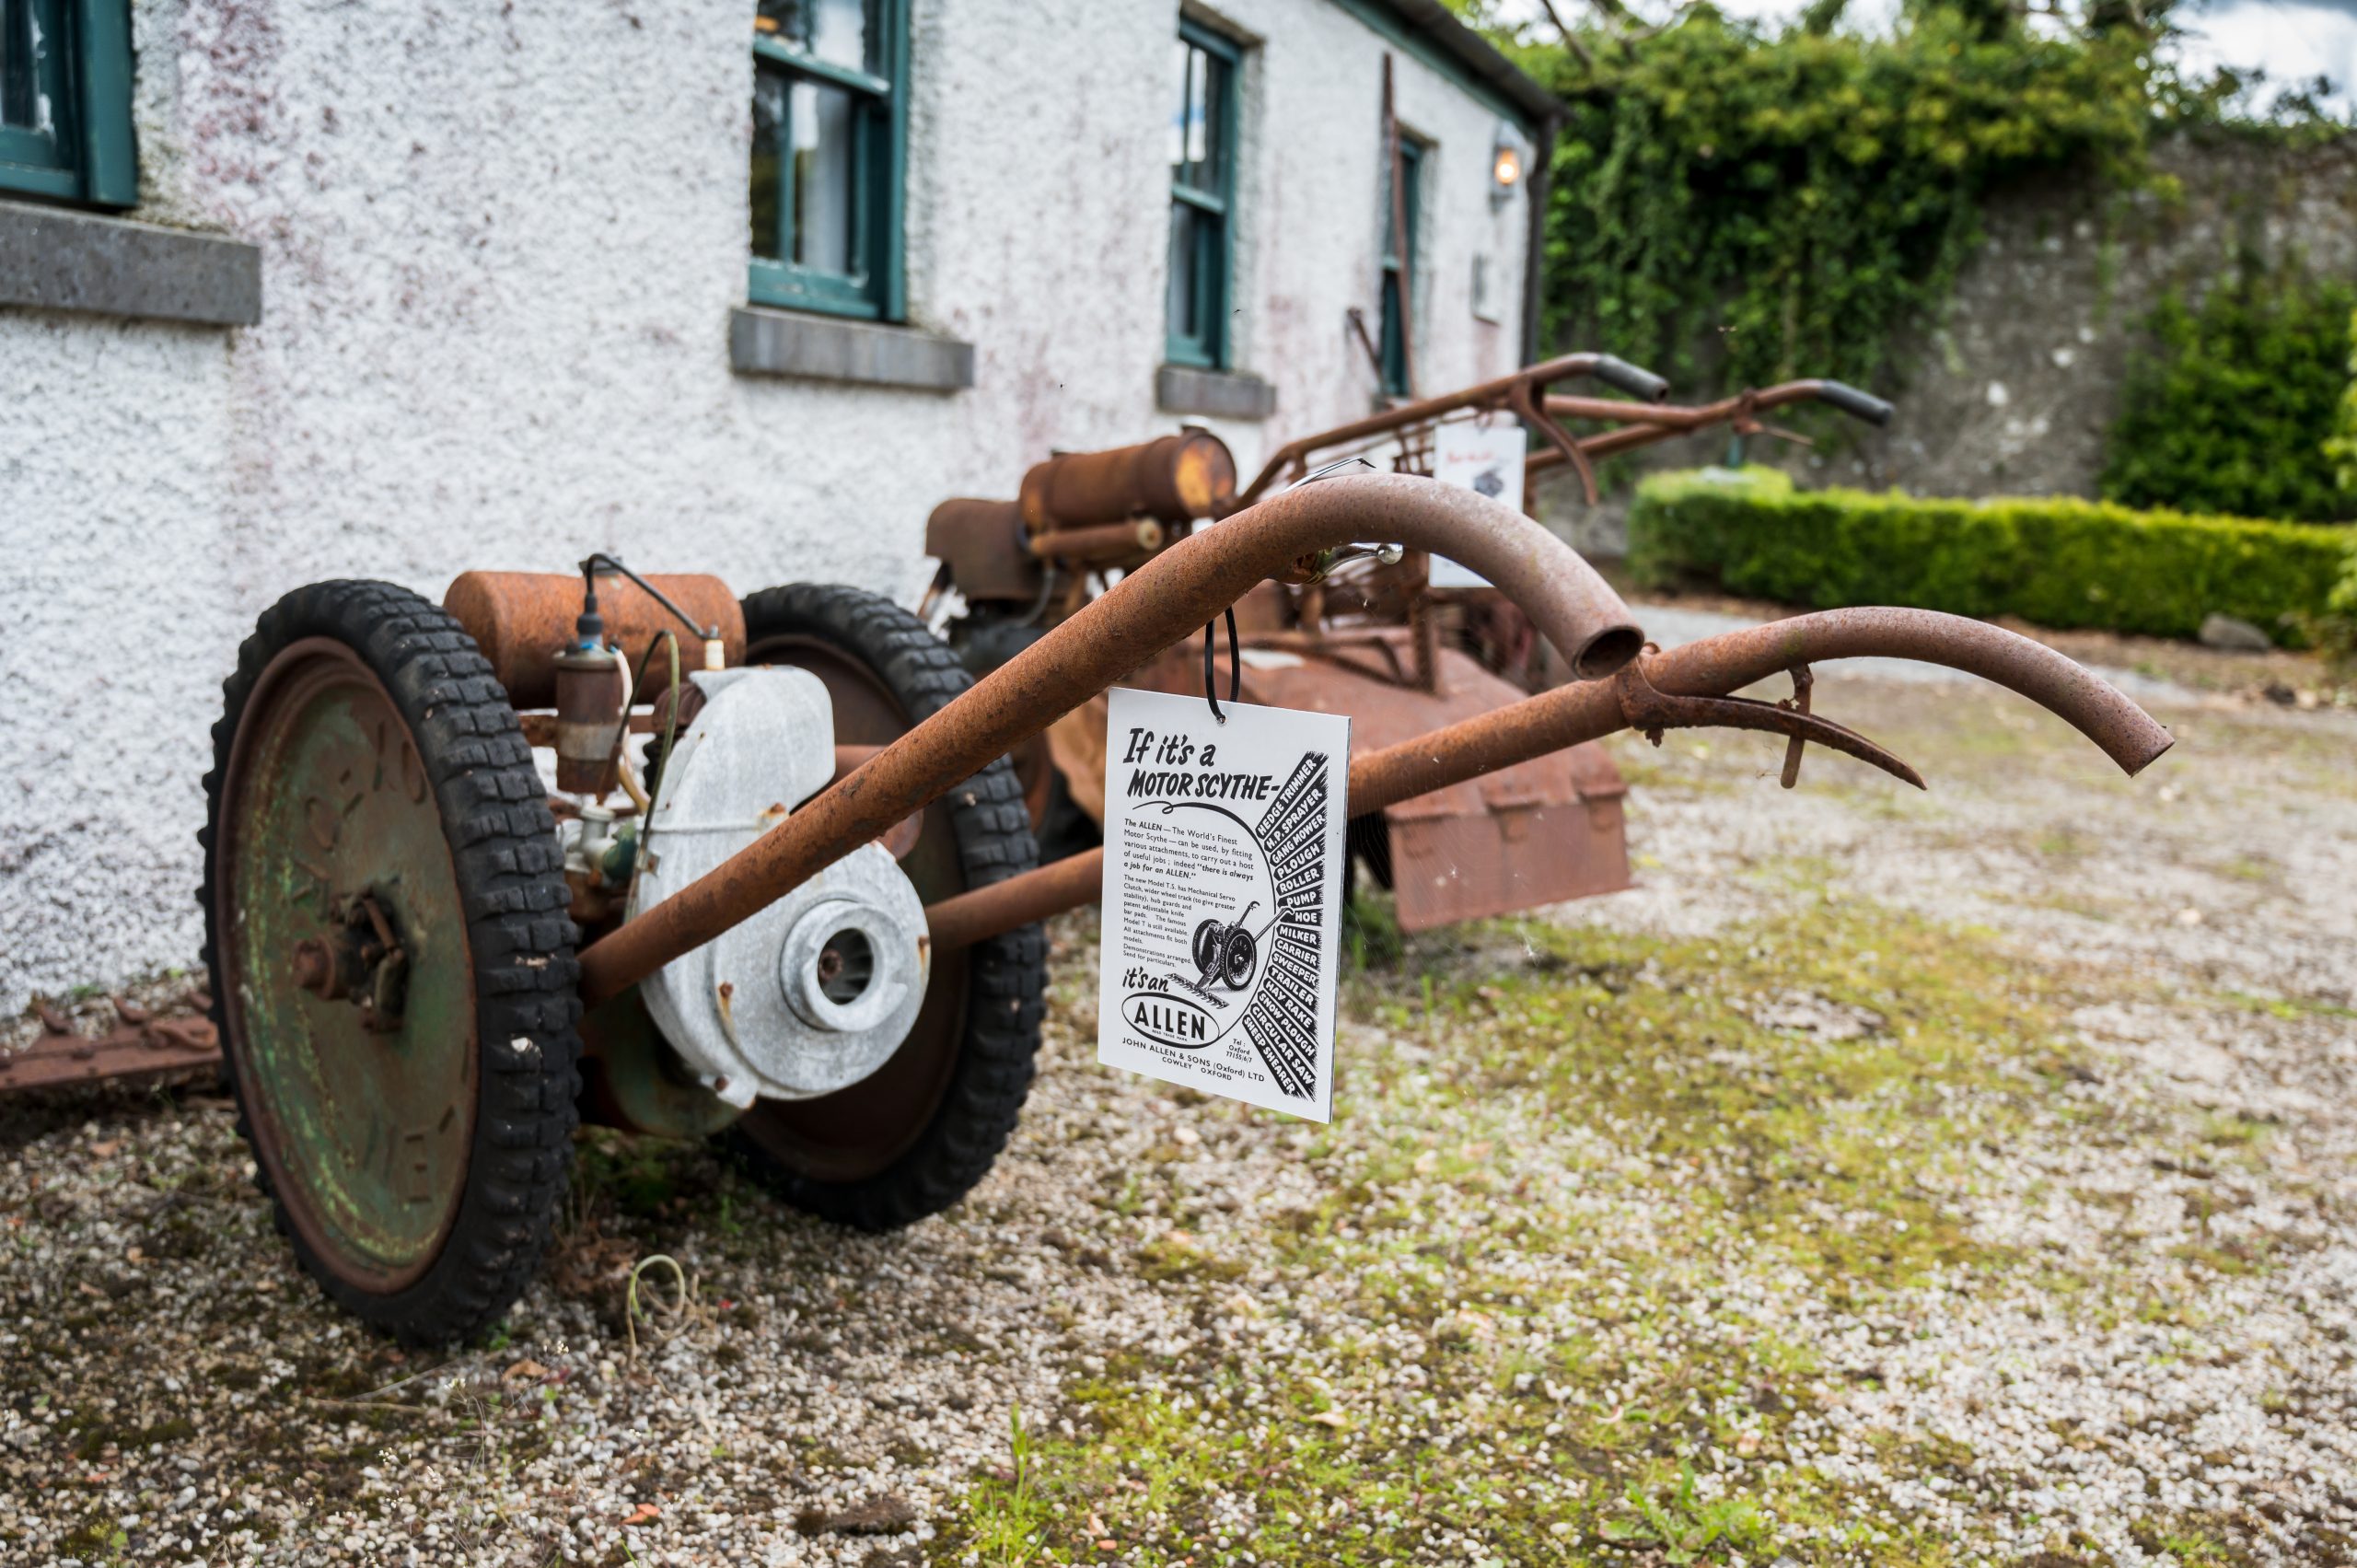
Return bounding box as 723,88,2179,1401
1385,785,1628,932
1046,693,1110,824
1117,642,1630,932
925,498,1041,604
3,996,222,1094
445,570,746,708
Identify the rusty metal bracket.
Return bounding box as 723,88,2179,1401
1612,656,1924,791
1282,459,1398,586
1508,377,1599,505
1779,664,1813,788
1344,306,1386,386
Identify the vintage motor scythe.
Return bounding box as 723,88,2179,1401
190,470,2168,1342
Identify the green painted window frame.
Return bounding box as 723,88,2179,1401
747,1,909,323
1378,133,1425,397
0,0,135,208
1165,17,1241,372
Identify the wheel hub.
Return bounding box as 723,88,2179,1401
290,889,411,1032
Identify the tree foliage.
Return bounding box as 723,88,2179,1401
1523,12,2157,390
2329,307,2357,498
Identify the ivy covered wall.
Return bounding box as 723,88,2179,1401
1536,133,2357,552
1535,13,2156,396
1463,0,2357,550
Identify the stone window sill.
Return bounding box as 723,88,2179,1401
730,306,974,392
1156,363,1276,422
0,200,261,326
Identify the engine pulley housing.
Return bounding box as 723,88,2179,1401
630,668,929,1105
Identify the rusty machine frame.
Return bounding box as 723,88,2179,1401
180,462,2169,1344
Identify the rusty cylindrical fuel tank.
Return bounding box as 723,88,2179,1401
446,570,747,708
1017,432,1237,534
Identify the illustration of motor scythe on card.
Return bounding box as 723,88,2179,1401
190,362,2169,1344
1192,899,1271,993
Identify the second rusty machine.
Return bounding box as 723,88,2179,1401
922,352,1895,929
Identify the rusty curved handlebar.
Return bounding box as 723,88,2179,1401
1235,352,1670,507
1349,607,2172,808
921,609,2173,954
1531,380,1892,471
576,473,1643,1005
1544,380,1885,435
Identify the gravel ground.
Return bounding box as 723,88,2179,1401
3,658,2353,1567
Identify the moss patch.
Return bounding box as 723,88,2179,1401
937,895,2169,1566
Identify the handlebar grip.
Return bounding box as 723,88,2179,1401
1593,354,1670,403
1817,381,1895,426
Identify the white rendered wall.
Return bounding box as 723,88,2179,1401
0,0,1532,1007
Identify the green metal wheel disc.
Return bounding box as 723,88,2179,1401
217,639,477,1292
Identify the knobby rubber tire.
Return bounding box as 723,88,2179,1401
1192,919,1223,975
733,583,1047,1231
1223,928,1257,991
947,611,1103,863
200,580,581,1345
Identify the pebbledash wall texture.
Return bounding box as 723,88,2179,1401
0,1,1546,1009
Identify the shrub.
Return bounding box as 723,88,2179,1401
2323,539,2357,665
2328,306,2357,498
2100,276,2356,524
1628,468,2350,645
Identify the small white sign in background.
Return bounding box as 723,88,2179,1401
1097,686,1349,1121
1427,418,1527,587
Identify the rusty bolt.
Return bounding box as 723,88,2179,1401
292,939,334,995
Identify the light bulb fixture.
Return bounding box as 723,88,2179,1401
1491,123,1526,210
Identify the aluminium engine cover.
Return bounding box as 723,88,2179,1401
629,668,931,1106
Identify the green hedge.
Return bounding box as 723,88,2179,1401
1627,469,2352,646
